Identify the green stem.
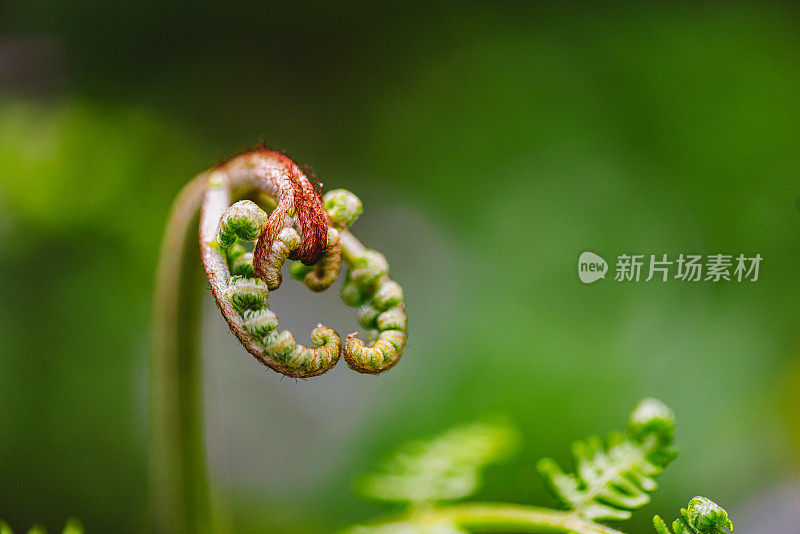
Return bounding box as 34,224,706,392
150,175,212,534
372,503,625,534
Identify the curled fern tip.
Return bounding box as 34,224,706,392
196,149,407,377
628,398,675,446
653,496,732,534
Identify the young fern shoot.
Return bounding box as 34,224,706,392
151,148,408,533
536,398,677,521
199,148,408,376
346,399,733,534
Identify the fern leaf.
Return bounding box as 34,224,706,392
537,399,677,521
653,515,672,534
357,421,518,506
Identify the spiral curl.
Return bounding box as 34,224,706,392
214,203,341,375
653,497,733,534
341,248,407,373
199,148,406,377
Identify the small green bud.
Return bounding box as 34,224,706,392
685,497,733,533
263,330,295,360
224,276,269,314
324,189,363,228
628,398,675,446
231,252,255,278
243,308,279,339
217,200,267,248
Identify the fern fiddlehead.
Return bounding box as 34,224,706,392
198,148,407,377
653,497,733,534
151,147,408,532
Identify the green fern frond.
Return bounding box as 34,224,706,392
536,399,678,521
653,497,733,534
357,421,518,506
347,400,730,534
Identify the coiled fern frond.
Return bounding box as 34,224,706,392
536,398,678,521
151,147,410,532
198,149,408,377
653,497,733,534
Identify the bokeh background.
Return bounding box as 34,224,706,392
1,2,799,532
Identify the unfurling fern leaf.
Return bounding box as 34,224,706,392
653,497,733,534
356,421,518,506
347,400,731,534
536,398,678,521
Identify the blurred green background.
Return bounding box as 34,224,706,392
1,1,799,532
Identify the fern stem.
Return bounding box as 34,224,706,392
150,175,212,533
404,503,625,534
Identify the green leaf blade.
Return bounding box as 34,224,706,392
357,421,519,506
